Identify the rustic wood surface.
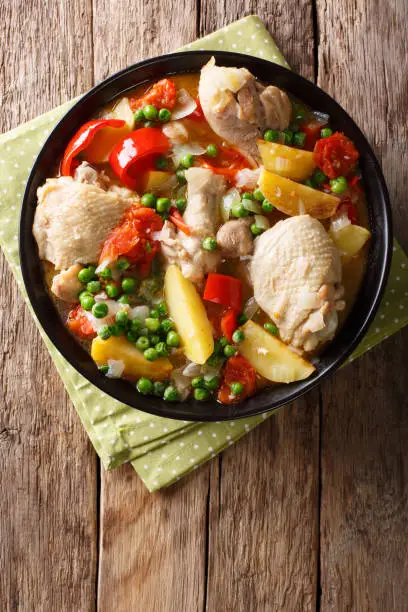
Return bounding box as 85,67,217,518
0,1,407,611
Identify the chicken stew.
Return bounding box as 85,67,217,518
33,58,370,405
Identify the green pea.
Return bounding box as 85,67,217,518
330,176,348,194
137,377,153,395
144,121,156,128
158,108,171,122
166,331,180,347
144,347,158,361
129,318,141,333
251,223,264,236
261,199,274,213
105,283,120,298
253,188,264,201
206,143,218,157
92,302,108,319
204,376,220,391
263,129,279,142
86,280,101,294
206,353,222,367
313,169,327,186
156,197,171,213
122,277,136,293
115,310,128,325
231,382,244,396
134,108,145,122
110,323,125,337
157,301,168,316
219,337,229,348
175,197,187,213
149,334,161,346
282,129,293,145
80,293,95,311
117,294,130,305
155,342,169,357
78,266,96,284
264,322,278,336
242,192,254,200
180,153,194,169
231,202,248,218
116,257,130,271
143,104,158,120
145,317,160,332
304,179,314,187
224,344,237,358
126,329,139,343
98,364,109,375
321,127,333,138
160,319,174,334
176,168,187,184
194,387,210,401
98,325,111,340
202,237,217,251
155,156,168,170
192,377,205,389
293,131,306,147
237,313,248,326
141,192,157,208
149,308,160,319
153,380,167,396
98,266,112,280
163,385,180,402
232,329,245,343
136,336,150,351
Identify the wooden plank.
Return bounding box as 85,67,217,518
199,3,321,610
0,1,98,610
317,0,408,608
92,3,209,611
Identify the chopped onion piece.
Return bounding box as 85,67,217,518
330,214,351,233
243,296,259,319
182,362,203,377
171,89,197,120
171,142,206,166
128,305,150,322
220,188,241,223
243,199,262,214
312,110,330,124
106,359,125,378
111,97,135,129
234,167,261,189
254,215,270,231
162,121,189,144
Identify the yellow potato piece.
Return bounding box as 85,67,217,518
330,224,371,257
84,124,131,164
239,320,315,384
258,140,316,181
164,265,214,365
91,336,172,381
259,169,340,219
142,171,174,193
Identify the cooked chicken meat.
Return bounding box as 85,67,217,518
160,167,226,284
216,218,253,258
33,176,135,270
251,215,345,352
51,264,83,302
199,57,291,163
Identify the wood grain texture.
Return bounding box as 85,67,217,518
317,0,408,609
0,1,98,610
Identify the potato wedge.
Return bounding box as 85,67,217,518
91,336,172,381
239,320,315,383
165,265,214,365
259,169,340,219
330,224,371,257
258,140,316,181
142,171,175,193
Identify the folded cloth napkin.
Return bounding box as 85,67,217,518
1,15,407,492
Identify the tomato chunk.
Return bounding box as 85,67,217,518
99,205,163,277
313,132,359,179
218,355,256,404
129,79,177,112
67,305,96,339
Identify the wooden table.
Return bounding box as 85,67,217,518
1,1,407,610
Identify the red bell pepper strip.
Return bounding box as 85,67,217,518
109,128,170,190
337,197,358,224
203,273,242,313
187,97,205,121
61,119,126,176
313,132,359,179
169,208,191,235
67,305,96,339
220,308,238,342
218,355,256,404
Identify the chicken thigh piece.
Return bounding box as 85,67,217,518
33,176,136,270
160,167,226,284
198,57,292,164
251,215,345,353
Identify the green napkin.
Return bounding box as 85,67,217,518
1,16,407,492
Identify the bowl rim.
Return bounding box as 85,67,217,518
19,50,393,421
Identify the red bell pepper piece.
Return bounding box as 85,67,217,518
61,119,126,176
218,355,256,404
67,305,96,339
109,128,170,190
337,197,358,224
169,208,191,235
203,273,242,313
220,308,238,342
300,121,327,150
187,97,205,121
313,132,359,179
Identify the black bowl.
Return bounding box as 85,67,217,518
19,51,392,421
